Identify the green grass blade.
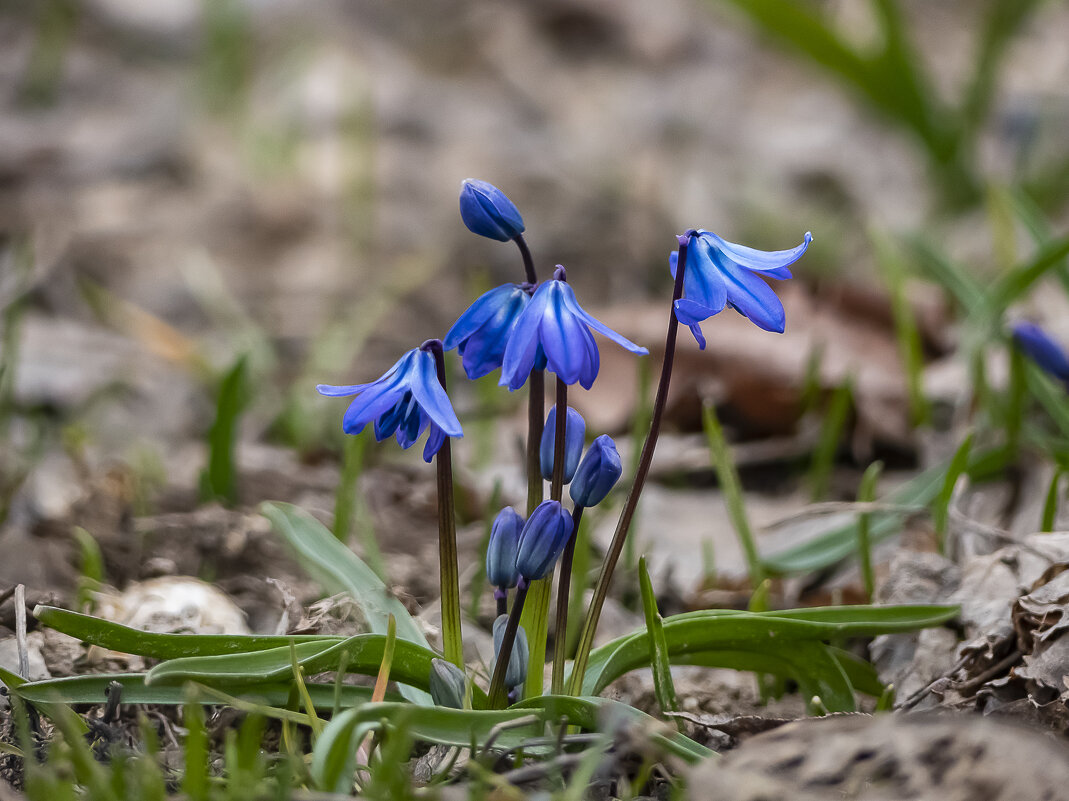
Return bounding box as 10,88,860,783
637,557,679,722
702,402,764,586
34,605,331,658
808,379,854,500
1042,467,1063,532
932,433,973,553
200,354,249,506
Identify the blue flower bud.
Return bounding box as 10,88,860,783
515,500,573,581
492,615,529,689
459,179,525,242
570,434,622,508
486,507,523,589
1012,322,1069,382
428,658,467,709
539,406,586,483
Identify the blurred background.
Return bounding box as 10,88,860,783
2,0,1069,613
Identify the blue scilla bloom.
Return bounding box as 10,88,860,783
500,266,648,391
540,406,586,483
459,179,525,242
486,507,523,590
444,284,530,380
492,615,529,688
316,344,463,462
515,500,573,581
670,230,812,347
1012,322,1069,382
570,434,622,508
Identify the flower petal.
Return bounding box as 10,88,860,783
673,297,720,327
408,350,463,437
539,283,591,385
558,282,648,356
701,230,811,272
423,423,447,462
501,282,552,390
680,243,728,315
717,261,787,333
443,285,523,350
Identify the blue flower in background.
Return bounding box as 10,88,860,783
671,230,812,347
570,434,622,508
317,345,463,462
486,507,524,590
514,500,573,581
459,179,526,242
1012,322,1069,383
444,284,530,380
500,266,648,391
540,405,586,483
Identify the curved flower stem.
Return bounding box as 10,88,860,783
550,378,568,501
488,579,529,708
551,505,584,695
427,342,464,668
514,234,537,285
568,233,693,695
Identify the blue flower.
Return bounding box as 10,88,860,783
444,284,530,380
570,434,622,508
1012,322,1069,382
514,500,573,581
492,615,529,688
459,179,525,242
486,507,523,590
540,406,586,483
670,230,812,347
316,345,463,462
500,267,648,391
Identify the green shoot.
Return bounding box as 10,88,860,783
701,402,765,587
856,461,884,602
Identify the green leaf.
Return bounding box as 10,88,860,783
575,605,956,705
145,634,484,707
933,432,973,552
5,671,398,709
35,605,329,659
200,354,249,506
261,501,432,705
637,557,679,721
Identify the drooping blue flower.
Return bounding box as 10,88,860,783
1012,322,1069,382
459,179,525,242
514,499,573,581
670,230,812,347
570,434,622,508
444,284,530,380
492,615,529,688
486,507,523,590
316,344,463,462
540,406,586,483
500,266,648,391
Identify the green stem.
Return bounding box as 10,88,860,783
551,506,584,695
568,233,692,696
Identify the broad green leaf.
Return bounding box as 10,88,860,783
145,634,485,707
261,501,432,705
576,605,956,702
35,605,329,658
6,671,399,708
